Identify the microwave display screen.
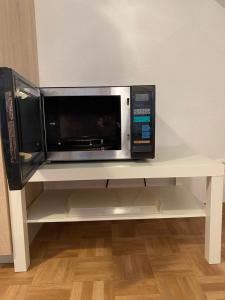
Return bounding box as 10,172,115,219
44,96,121,151
135,93,149,102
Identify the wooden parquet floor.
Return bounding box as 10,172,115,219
1,209,225,299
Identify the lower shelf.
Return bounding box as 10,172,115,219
27,186,206,223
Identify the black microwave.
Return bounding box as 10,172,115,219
0,68,155,190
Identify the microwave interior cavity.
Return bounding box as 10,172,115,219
44,95,122,152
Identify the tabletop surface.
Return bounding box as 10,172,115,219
29,146,224,182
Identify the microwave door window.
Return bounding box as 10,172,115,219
16,94,44,178
45,96,121,151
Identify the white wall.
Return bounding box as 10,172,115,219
35,0,225,197
217,0,225,8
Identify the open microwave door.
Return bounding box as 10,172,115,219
0,68,45,190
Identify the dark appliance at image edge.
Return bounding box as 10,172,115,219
0,67,155,190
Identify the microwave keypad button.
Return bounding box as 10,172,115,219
142,108,150,114
133,140,151,144
133,116,151,123
134,126,140,133
141,124,151,139
142,131,151,139
133,125,151,139
142,124,150,131
133,108,150,115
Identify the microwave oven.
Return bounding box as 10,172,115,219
0,68,155,190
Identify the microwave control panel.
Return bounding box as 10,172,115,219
130,86,155,159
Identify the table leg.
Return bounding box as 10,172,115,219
8,188,30,272
205,176,224,264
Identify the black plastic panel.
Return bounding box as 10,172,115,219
130,86,155,159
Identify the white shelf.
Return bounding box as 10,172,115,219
27,186,206,223
29,147,224,182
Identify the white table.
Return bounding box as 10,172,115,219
8,147,224,272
